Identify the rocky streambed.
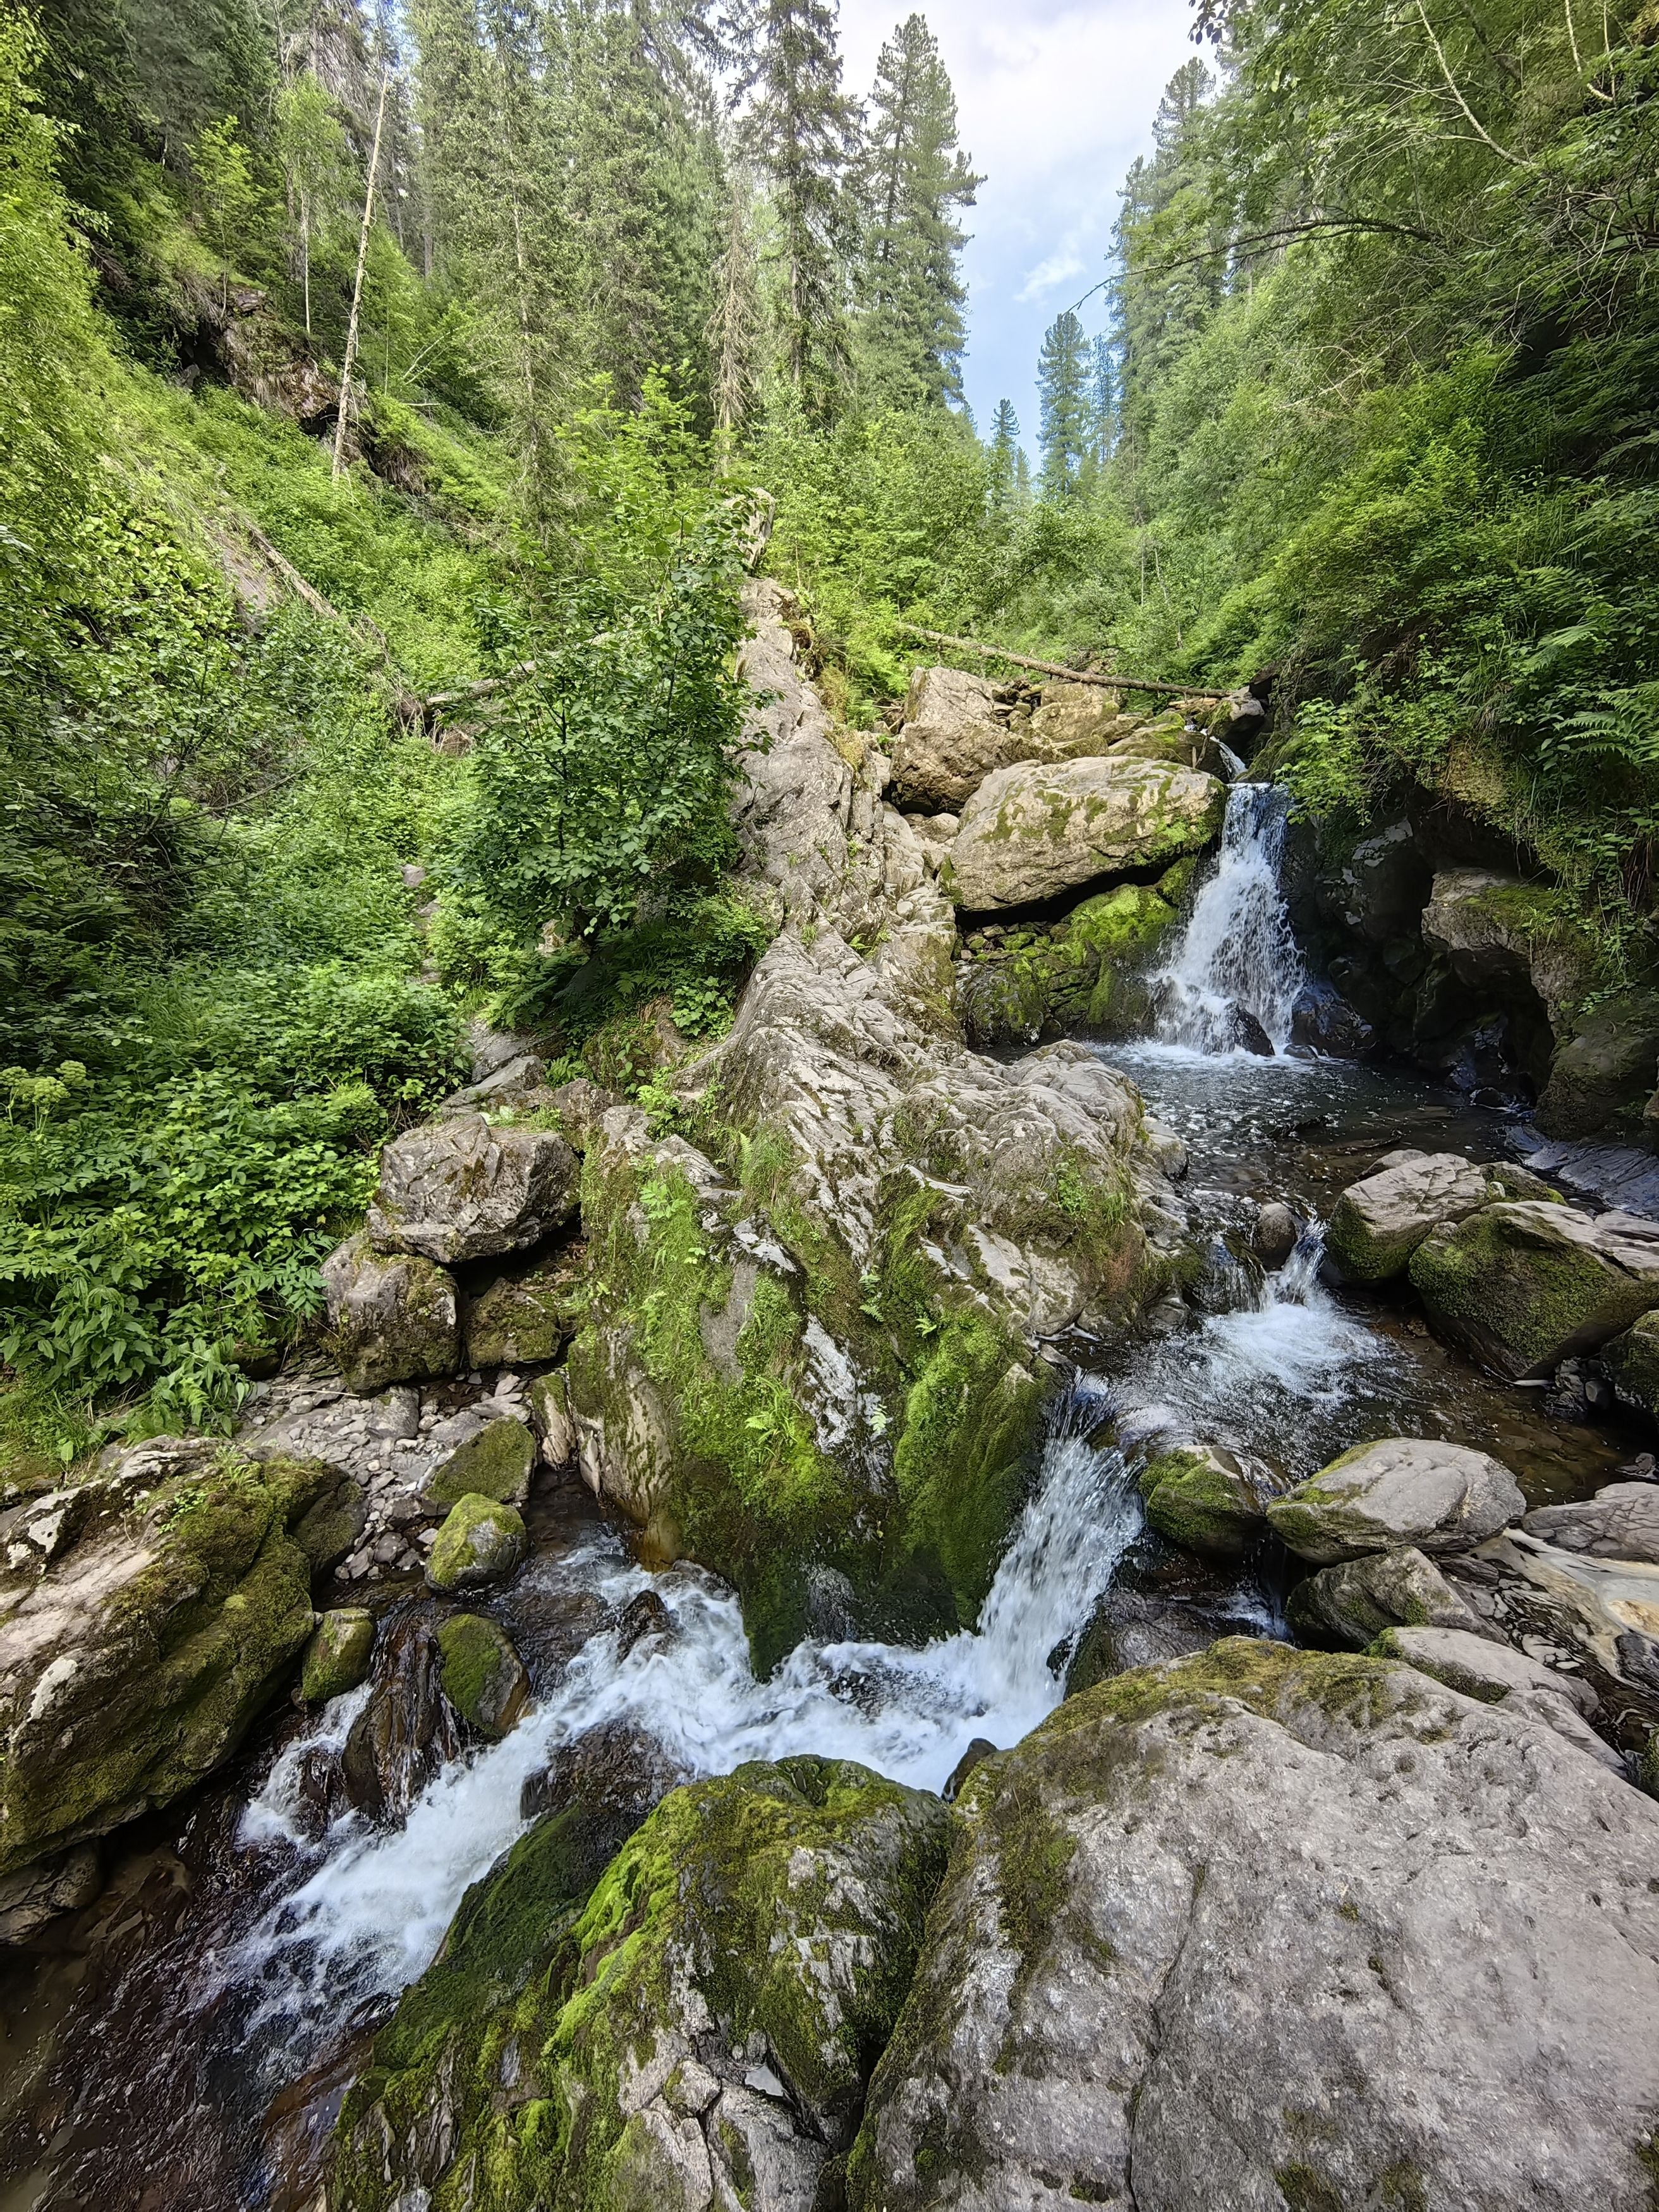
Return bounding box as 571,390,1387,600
6,590,1659,2208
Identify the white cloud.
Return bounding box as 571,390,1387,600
835,0,1198,441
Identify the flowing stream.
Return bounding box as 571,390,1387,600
1,779,1644,2211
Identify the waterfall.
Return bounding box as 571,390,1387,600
1153,782,1304,1054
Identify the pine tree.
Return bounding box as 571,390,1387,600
857,13,980,409
710,163,762,450
730,0,860,422
1090,331,1114,468
988,395,1021,509
1036,308,1091,495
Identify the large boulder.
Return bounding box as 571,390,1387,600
848,1639,1659,2212
890,666,1008,811
1524,1479,1659,1564
301,1607,375,1703
1286,1542,1493,1648
0,1438,360,1876
1374,1622,1624,1770
945,757,1224,913
1137,1442,1270,1561
461,1246,584,1368
419,1407,537,1510
1266,1437,1524,1564
321,1233,459,1394
1324,1152,1493,1282
332,1757,952,2212
1409,1199,1659,1377
1604,1309,1659,1418
1422,869,1593,1030
1540,988,1659,1138
425,1493,527,1591
435,1612,529,1739
957,881,1180,1049
367,1113,578,1263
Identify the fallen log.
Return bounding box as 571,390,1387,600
894,622,1230,702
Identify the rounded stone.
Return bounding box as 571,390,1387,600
435,1613,530,1738
425,1494,528,1592
300,1607,376,1703
1267,1437,1525,1565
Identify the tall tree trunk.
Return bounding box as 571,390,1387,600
332,67,391,481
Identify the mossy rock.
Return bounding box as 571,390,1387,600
425,1493,527,1591
1604,1310,1659,1421
957,883,1177,1049
423,1416,537,1510
436,1612,529,1738
301,1607,375,1702
462,1251,585,1368
1408,1200,1659,1378
1138,1444,1267,1562
331,1756,951,2212
1538,988,1659,1139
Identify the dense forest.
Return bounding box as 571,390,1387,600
3,0,1658,1474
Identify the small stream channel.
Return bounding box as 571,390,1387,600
0,786,1648,2210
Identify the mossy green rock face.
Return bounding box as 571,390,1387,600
436,1612,529,1738
321,1232,459,1395
425,1493,527,1591
1408,1199,1659,1378
1538,988,1659,1139
301,1607,375,1702
959,883,1179,1050
331,1755,952,2212
1603,1310,1659,1419
947,756,1225,912
1138,1444,1268,1561
1285,1545,1488,1649
0,1438,358,1877
422,1414,537,1510
848,1638,1659,2212
463,1249,585,1368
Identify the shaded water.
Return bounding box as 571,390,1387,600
1,785,1646,2209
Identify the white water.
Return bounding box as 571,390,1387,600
231,1382,1142,2034
1154,782,1306,1053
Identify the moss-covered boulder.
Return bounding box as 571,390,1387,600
1138,1443,1268,1561
945,755,1225,912
425,1494,527,1592
301,1607,375,1702
1540,988,1659,1138
421,1412,536,1510
1267,1437,1524,1565
958,881,1180,1049
0,1438,361,1877
436,1612,529,1738
1604,1309,1659,1419
462,1247,585,1369
331,1756,952,2212
321,1232,459,1394
1285,1544,1490,1648
1409,1198,1659,1378
1325,1151,1493,1282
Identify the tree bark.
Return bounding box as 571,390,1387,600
332,66,391,481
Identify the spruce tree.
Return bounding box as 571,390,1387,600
988,396,1021,509
857,13,980,409
1036,308,1091,495
730,0,860,421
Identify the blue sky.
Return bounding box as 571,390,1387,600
836,0,1201,451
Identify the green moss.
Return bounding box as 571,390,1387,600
423,1416,536,1508
1138,1447,1265,1562
1407,1204,1656,1376
426,1493,526,1590
436,1612,525,1737
463,1258,582,1368
1275,2161,1346,2212
301,1608,375,1702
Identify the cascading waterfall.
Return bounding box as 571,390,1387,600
1153,781,1305,1053
228,1378,1141,2043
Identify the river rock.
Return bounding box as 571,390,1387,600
0,1439,361,1876
1523,1480,1659,1564
301,1607,375,1702
1461,1528,1659,1749
957,881,1179,1048
332,1757,952,2212
1325,1152,1493,1281
1138,1442,1270,1561
419,1408,536,1510
1409,1198,1659,1377
945,756,1224,912
367,1113,578,1263
1266,1437,1524,1564
1252,1200,1299,1266
425,1494,526,1592
1423,868,1594,1029
849,1638,1659,2212
890,666,1007,810
1064,1585,1218,1694
1604,1310,1659,1418
461,1246,585,1368
0,1842,102,1945
525,1370,576,1468
320,1233,459,1394
1373,1622,1623,1770
435,1612,529,1739
519,1715,687,1827
340,1615,461,1822
1285,1543,1492,1648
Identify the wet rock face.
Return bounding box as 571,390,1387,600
1267,1437,1524,1565
340,1615,461,1823
0,1438,359,1877
367,1113,578,1264
435,1612,528,1739
332,1756,952,2212
849,1640,1659,2212
1286,1543,1493,1649
461,1246,583,1368
418,1407,536,1510
321,1233,459,1394
945,755,1225,913
1325,1150,1494,1282
1137,1442,1272,1562
1409,1198,1659,1378
1524,1480,1659,1564
301,1607,375,1703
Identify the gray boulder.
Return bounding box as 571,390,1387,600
1286,1542,1493,1648
1325,1152,1492,1282
1464,1529,1659,1749
1524,1480,1659,1564
1410,1199,1659,1378
321,1231,458,1394
849,1638,1659,2212
419,1407,536,1510
1374,1622,1622,1770
1267,1437,1524,1564
890,666,1007,810
945,757,1224,912
367,1112,578,1263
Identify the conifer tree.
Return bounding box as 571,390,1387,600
1090,332,1114,468
710,164,762,450
988,396,1021,509
730,0,860,421
857,13,980,409
1036,307,1091,495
